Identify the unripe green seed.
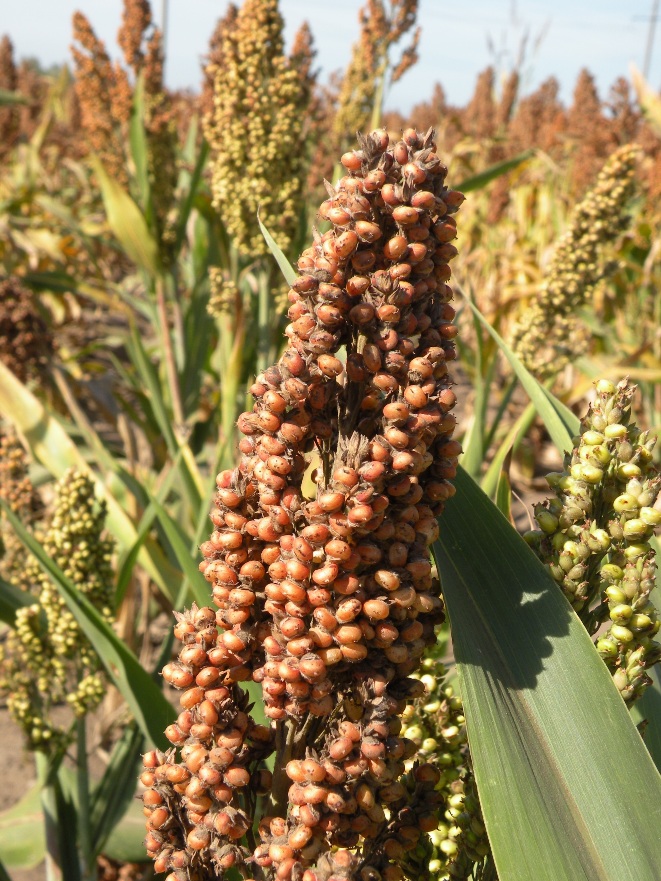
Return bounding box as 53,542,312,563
640,507,661,527
624,542,650,560
604,423,627,439
623,519,651,540
610,624,634,643
582,430,605,446
586,529,611,552
605,585,626,604
613,493,638,513
596,379,616,395
609,603,633,624
536,510,559,534
596,636,618,658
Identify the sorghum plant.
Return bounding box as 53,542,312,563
334,0,420,143
142,127,463,881
510,144,639,378
404,660,492,880
0,469,114,750
72,0,178,248
0,276,54,383
527,379,661,705
204,0,313,258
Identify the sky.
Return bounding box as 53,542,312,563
3,0,659,112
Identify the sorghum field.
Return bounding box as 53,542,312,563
1,2,661,881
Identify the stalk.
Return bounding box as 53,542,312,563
76,718,95,881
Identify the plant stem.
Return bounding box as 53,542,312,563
35,752,61,881
156,276,186,435
76,718,95,881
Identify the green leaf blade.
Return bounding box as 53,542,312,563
464,298,579,453
434,467,661,881
91,156,161,277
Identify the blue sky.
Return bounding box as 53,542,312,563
4,1,657,110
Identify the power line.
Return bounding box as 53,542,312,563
643,0,660,78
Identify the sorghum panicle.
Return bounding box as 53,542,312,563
527,379,661,705
0,428,43,585
0,470,114,749
143,127,463,881
0,35,18,154
203,0,312,258
403,660,492,880
334,1,419,145
71,11,129,184
0,276,54,383
511,145,639,378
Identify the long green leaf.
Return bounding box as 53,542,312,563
0,502,174,749
102,801,149,863
0,857,12,881
174,135,209,254
0,783,45,869
464,298,576,453
90,722,144,856
128,71,151,217
53,770,81,881
0,576,34,625
481,401,536,499
457,149,534,193
433,467,661,881
258,213,296,285
150,496,211,607
0,88,29,105
634,672,661,771
91,156,162,277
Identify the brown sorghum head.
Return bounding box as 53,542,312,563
71,11,128,182
0,277,54,383
145,127,463,881
0,35,18,154
334,0,420,146
117,0,152,75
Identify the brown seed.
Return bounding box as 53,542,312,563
383,234,409,260
354,221,382,243
349,303,375,325
411,190,436,210
363,599,390,620
329,736,354,760
297,652,326,682
393,205,420,226
317,354,344,377
301,524,332,546
313,606,338,631
317,647,343,665
180,686,205,709
341,151,362,171
327,205,352,226
292,537,314,561
383,401,410,423
312,562,339,585
334,623,363,645
347,504,373,524
224,766,251,788
346,275,370,296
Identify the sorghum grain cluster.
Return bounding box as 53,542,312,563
511,145,639,378
0,470,114,748
527,379,661,705
143,126,463,881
